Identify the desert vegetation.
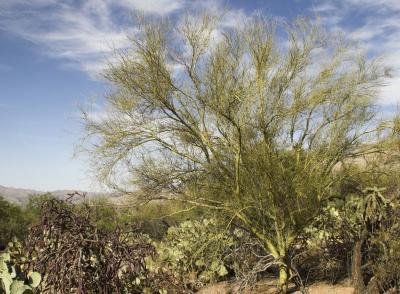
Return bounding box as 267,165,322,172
2,11,400,294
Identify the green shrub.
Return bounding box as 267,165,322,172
0,194,51,249
129,201,205,239
0,198,30,249
74,197,123,231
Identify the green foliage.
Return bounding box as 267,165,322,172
74,197,123,231
0,239,41,294
0,198,30,249
153,219,233,289
129,201,205,239
24,194,53,225
0,195,51,249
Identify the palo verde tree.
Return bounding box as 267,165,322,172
82,12,389,292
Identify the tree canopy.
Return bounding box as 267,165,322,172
82,12,390,291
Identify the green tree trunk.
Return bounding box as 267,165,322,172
261,237,290,293
278,263,289,293
276,239,289,293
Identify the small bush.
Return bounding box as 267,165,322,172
0,197,30,249
128,201,205,239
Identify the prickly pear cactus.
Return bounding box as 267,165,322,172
0,239,41,294
153,218,233,289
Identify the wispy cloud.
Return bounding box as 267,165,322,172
2,0,398,106
116,0,184,14
0,0,247,79
312,0,400,106
0,0,185,78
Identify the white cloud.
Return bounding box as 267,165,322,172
311,2,337,13
312,0,400,106
115,0,184,14
0,0,184,78
0,0,248,78
8,0,397,105
220,9,248,28
343,0,400,11
380,77,400,105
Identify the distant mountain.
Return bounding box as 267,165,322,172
0,185,123,205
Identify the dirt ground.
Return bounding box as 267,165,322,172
197,280,355,294
305,282,355,294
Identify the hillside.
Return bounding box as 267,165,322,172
0,185,123,205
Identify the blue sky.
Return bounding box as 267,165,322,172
1,0,399,191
